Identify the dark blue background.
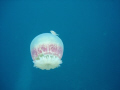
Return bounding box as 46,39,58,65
0,0,120,90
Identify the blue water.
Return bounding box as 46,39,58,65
0,0,120,90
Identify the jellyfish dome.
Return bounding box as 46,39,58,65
30,31,64,70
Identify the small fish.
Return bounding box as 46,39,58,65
50,30,59,36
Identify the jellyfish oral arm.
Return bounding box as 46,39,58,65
33,55,62,70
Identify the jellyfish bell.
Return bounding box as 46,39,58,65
30,31,64,70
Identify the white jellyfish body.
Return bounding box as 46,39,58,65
30,31,64,70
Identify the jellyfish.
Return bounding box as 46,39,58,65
30,31,64,70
